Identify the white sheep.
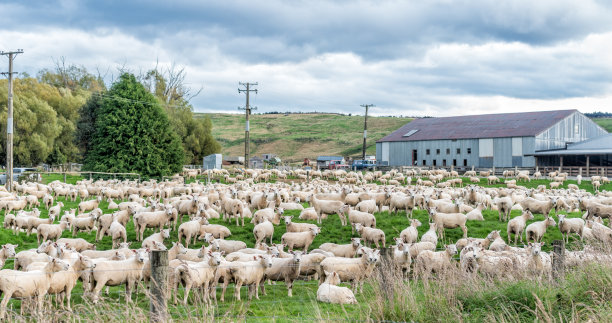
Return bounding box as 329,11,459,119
261,251,303,297
281,227,321,252
507,210,534,244
400,219,421,244
0,258,70,319
414,244,458,278
78,196,102,214
317,271,357,304
284,215,319,233
429,208,468,239
319,238,362,258
173,251,220,305
466,203,485,221
253,219,274,246
142,229,171,250
36,221,69,244
319,248,380,292
90,249,148,303
299,207,320,221
311,195,349,225
353,223,386,248
0,244,17,269
557,214,584,243
420,222,438,246
525,216,556,243
204,233,247,254
228,254,273,300
56,238,95,252
348,210,376,233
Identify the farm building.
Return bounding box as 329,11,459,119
376,110,608,168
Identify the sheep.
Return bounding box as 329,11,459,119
319,238,362,258
317,271,357,304
414,244,458,279
133,207,172,241
281,227,321,252
523,242,552,277
507,210,534,245
81,243,133,259
198,222,232,239
174,252,220,305
36,221,69,244
78,196,102,214
252,207,283,225
353,223,386,248
516,173,531,182
592,181,601,192
487,231,508,252
90,249,148,303
487,176,500,185
279,202,304,211
392,239,412,278
284,215,319,233
520,197,557,216
253,219,274,246
585,220,612,244
56,238,96,252
299,207,320,220
204,233,247,254
71,214,98,236
25,215,55,236
421,222,438,246
177,217,207,248
466,203,485,221
496,196,513,221
311,195,349,225
525,216,556,243
0,258,70,319
142,229,171,250
429,208,468,239
48,202,64,219
557,214,584,243
108,219,128,248
319,248,380,292
400,219,422,244
43,194,54,209
0,244,17,269
347,210,376,233
389,193,415,218
228,254,274,301
261,251,303,297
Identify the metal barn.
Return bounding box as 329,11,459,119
376,110,607,168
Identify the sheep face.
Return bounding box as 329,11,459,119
152,241,167,251
133,249,148,263
411,219,422,227
310,227,321,236
487,230,501,241
324,271,341,285
161,229,171,239
545,217,557,227
290,251,303,263
197,246,209,258
2,244,17,257
266,247,280,257
258,254,273,268
366,250,381,264
283,216,292,225
446,244,458,256
208,251,224,266
351,238,361,248
529,242,544,256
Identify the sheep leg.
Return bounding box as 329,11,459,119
285,278,293,297
125,281,134,303
234,281,242,301
183,282,191,305
0,293,11,320
461,225,468,239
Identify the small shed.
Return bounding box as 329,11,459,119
203,154,222,170
250,156,264,169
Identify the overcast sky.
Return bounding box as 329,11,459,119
1,0,612,117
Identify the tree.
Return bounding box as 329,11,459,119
75,93,104,159
142,66,220,164
83,73,184,177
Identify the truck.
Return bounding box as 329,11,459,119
0,168,40,185
352,159,376,170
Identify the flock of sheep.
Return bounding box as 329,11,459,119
0,166,611,319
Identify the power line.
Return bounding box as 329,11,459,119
1,49,24,192
238,82,258,168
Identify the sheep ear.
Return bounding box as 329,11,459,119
541,242,545,246
132,249,137,253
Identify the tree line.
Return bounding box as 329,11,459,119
0,64,220,177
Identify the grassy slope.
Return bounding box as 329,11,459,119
594,118,612,132
1,175,611,320
196,113,411,162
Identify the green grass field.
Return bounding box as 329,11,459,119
594,117,612,132
1,174,611,321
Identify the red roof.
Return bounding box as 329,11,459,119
377,109,577,142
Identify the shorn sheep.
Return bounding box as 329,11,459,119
507,210,534,244
525,216,556,243
317,271,357,304
557,214,584,243
281,227,321,252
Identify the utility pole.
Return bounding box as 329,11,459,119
1,49,23,192
361,104,374,161
238,82,258,168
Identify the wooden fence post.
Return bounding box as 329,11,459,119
63,172,67,183
552,240,565,281
150,250,168,322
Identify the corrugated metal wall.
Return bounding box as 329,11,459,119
381,139,480,167
535,111,607,151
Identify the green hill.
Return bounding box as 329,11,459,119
196,113,412,162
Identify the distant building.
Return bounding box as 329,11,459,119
250,156,264,169
376,110,607,168
223,156,245,165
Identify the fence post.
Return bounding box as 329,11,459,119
63,172,67,183
377,247,394,304
552,240,565,281
150,250,168,322
89,172,92,180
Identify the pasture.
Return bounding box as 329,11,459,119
0,170,611,321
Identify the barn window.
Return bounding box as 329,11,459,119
433,160,437,166
457,148,461,154
423,160,426,165
446,148,450,155
436,149,440,155
453,159,457,166
467,148,471,154
443,159,447,166
426,149,430,155
463,159,467,166
403,129,419,137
